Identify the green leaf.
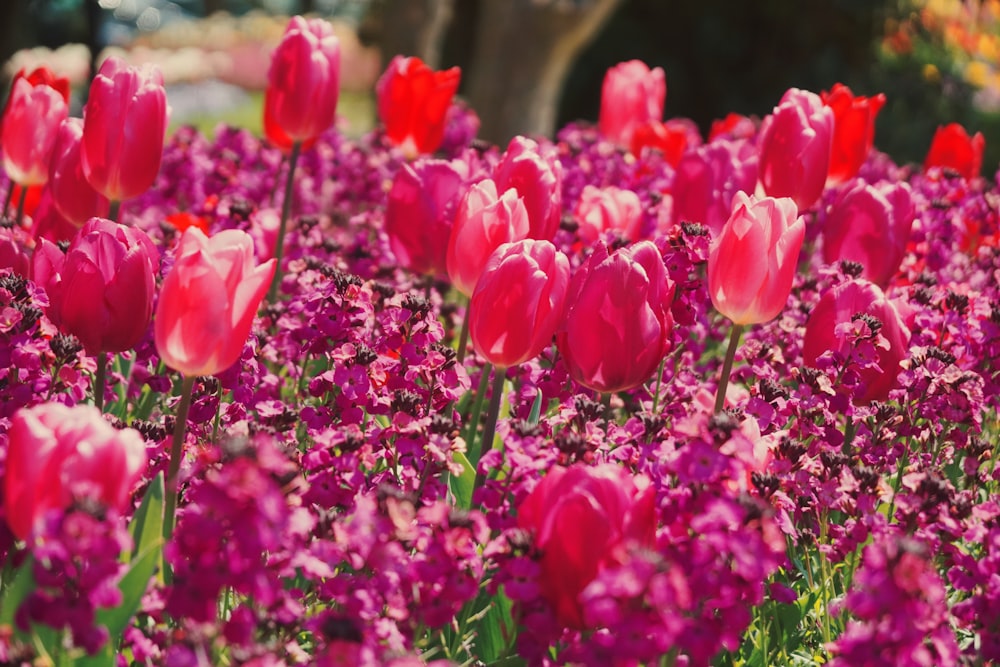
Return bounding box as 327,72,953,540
128,473,164,561
450,450,476,510
527,388,543,425
0,555,35,631
73,642,116,667
95,538,161,642
475,586,514,663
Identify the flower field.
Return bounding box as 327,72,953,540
1,13,999,667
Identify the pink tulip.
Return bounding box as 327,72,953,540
708,192,804,325
469,239,570,368
802,279,910,404
155,227,276,377
47,118,111,226
446,178,529,297
671,139,759,238
822,179,915,288
0,66,70,134
1,76,69,187
4,402,147,541
756,88,833,211
0,226,32,278
517,463,656,628
36,217,158,355
574,185,644,243
557,242,675,393
265,16,341,146
386,158,470,278
376,55,461,158
821,83,886,186
598,60,666,149
81,56,168,202
493,136,562,241
28,187,79,244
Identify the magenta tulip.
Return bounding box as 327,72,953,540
155,228,276,377
493,136,562,241
822,179,915,288
671,139,759,238
469,239,570,368
1,76,69,187
446,178,530,297
557,242,675,393
47,118,111,226
81,56,168,202
4,402,147,541
708,192,804,325
802,279,910,404
517,463,656,628
36,217,158,355
756,88,833,211
574,185,644,243
598,60,666,149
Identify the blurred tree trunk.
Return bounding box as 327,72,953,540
203,0,227,15
0,1,29,89
465,0,623,144
377,0,456,68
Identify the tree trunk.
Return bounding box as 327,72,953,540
465,0,622,145
378,0,456,68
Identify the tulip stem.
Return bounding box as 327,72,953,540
455,297,471,365
714,323,745,413
473,367,507,492
2,182,13,218
13,186,27,228
109,200,121,224
267,141,302,303
465,363,493,462
93,352,107,412
163,374,196,557
650,355,667,415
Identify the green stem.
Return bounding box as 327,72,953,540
842,417,857,454
163,375,196,551
714,322,745,413
13,186,27,228
108,199,121,224
267,141,302,303
456,297,471,365
211,380,224,442
465,363,493,464
93,352,107,413
473,367,507,492
650,355,666,415
2,181,13,218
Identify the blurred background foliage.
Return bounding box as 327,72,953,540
3,0,1000,170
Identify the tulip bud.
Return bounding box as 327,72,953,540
4,402,147,541
822,179,914,288
38,217,159,355
709,112,757,142
923,123,985,180
558,242,675,393
447,178,529,296
598,60,666,149
629,117,701,165
0,66,70,133
493,136,562,241
469,239,570,368
1,76,69,187
708,192,804,325
672,139,759,238
155,227,276,377
47,118,111,226
802,279,910,404
517,463,656,629
574,185,644,243
821,83,886,186
756,88,833,210
81,56,168,202
376,55,461,158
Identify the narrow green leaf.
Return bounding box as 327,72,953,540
96,539,162,641
475,587,514,663
0,555,35,630
450,450,476,510
73,642,116,667
128,472,164,561
527,388,543,425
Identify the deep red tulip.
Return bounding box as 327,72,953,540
155,227,276,377
265,16,341,147
558,241,675,393
671,138,759,238
709,112,756,141
629,117,701,165
47,118,111,226
708,192,804,325
821,83,886,186
36,217,158,355
1,75,69,187
802,279,910,404
923,123,985,180
598,60,665,149
822,179,915,288
517,463,656,629
376,55,460,158
757,88,833,210
574,185,643,243
4,402,146,541
386,158,470,279
493,136,562,241
81,56,168,202
446,178,529,297
469,239,570,368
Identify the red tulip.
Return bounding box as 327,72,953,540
517,463,656,629
47,118,111,226
574,185,643,243
81,56,168,202
708,192,804,325
493,136,562,241
709,112,756,141
154,227,276,377
821,83,886,186
446,178,529,296
598,60,666,149
35,217,159,355
386,157,470,279
28,187,79,244
4,402,146,541
376,55,460,158
629,118,701,165
1,75,69,187
802,279,910,404
671,139,759,238
469,239,570,368
757,88,833,210
265,16,341,147
822,179,915,288
557,241,675,393
923,123,985,180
